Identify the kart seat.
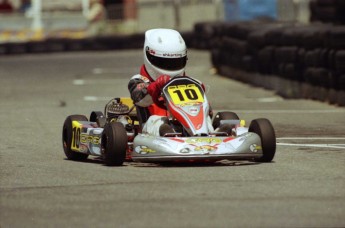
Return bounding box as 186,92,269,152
135,106,151,128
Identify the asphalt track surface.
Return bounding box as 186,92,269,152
1,50,344,228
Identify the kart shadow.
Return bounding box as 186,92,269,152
64,157,105,165
64,158,273,168
64,158,134,167
130,160,264,168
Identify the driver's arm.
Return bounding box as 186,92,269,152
128,74,153,107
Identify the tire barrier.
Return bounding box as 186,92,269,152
0,32,193,55
1,21,343,106
0,33,145,56
193,20,345,106
310,0,345,25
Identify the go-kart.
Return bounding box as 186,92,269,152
62,76,276,166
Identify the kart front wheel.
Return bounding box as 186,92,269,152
249,118,276,162
101,122,128,166
62,115,89,161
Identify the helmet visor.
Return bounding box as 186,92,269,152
146,51,187,71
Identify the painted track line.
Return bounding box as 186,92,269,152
84,96,113,101
277,142,345,149
73,79,126,85
277,137,345,149
277,137,345,140
232,110,345,114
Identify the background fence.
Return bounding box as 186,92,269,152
1,0,311,43
1,0,344,106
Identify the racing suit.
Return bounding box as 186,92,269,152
128,65,213,136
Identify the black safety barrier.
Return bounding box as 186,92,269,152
0,33,146,55
192,20,345,106
310,0,345,25
0,21,343,106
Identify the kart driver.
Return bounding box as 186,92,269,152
128,28,214,136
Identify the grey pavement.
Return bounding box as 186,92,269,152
0,50,344,227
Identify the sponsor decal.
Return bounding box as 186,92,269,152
179,102,202,107
194,145,218,152
186,138,222,144
79,144,88,153
180,148,190,154
140,76,150,83
163,53,184,57
146,46,186,57
80,133,100,145
189,107,199,114
250,144,262,152
135,146,156,155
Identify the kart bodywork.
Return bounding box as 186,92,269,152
62,76,276,166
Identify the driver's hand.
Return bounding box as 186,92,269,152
155,75,171,90
147,75,170,108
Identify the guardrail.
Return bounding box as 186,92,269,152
0,0,222,43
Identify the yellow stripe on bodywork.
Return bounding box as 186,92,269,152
240,120,246,127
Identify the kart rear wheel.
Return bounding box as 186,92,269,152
249,118,276,162
90,111,106,127
89,111,104,122
101,122,128,166
212,111,240,129
62,115,89,161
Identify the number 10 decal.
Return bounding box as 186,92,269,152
71,121,82,151
167,84,204,105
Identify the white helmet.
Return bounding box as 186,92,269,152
144,28,187,80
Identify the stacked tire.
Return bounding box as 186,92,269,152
310,0,345,25
195,20,345,106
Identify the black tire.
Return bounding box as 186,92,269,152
335,50,345,74
101,122,127,166
249,118,276,162
90,111,104,122
62,115,89,161
304,67,331,88
212,111,240,129
90,111,106,127
338,75,345,91
275,46,298,64
257,46,275,74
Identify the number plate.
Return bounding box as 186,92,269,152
71,121,82,151
167,84,204,105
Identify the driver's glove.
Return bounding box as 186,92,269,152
147,75,171,106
